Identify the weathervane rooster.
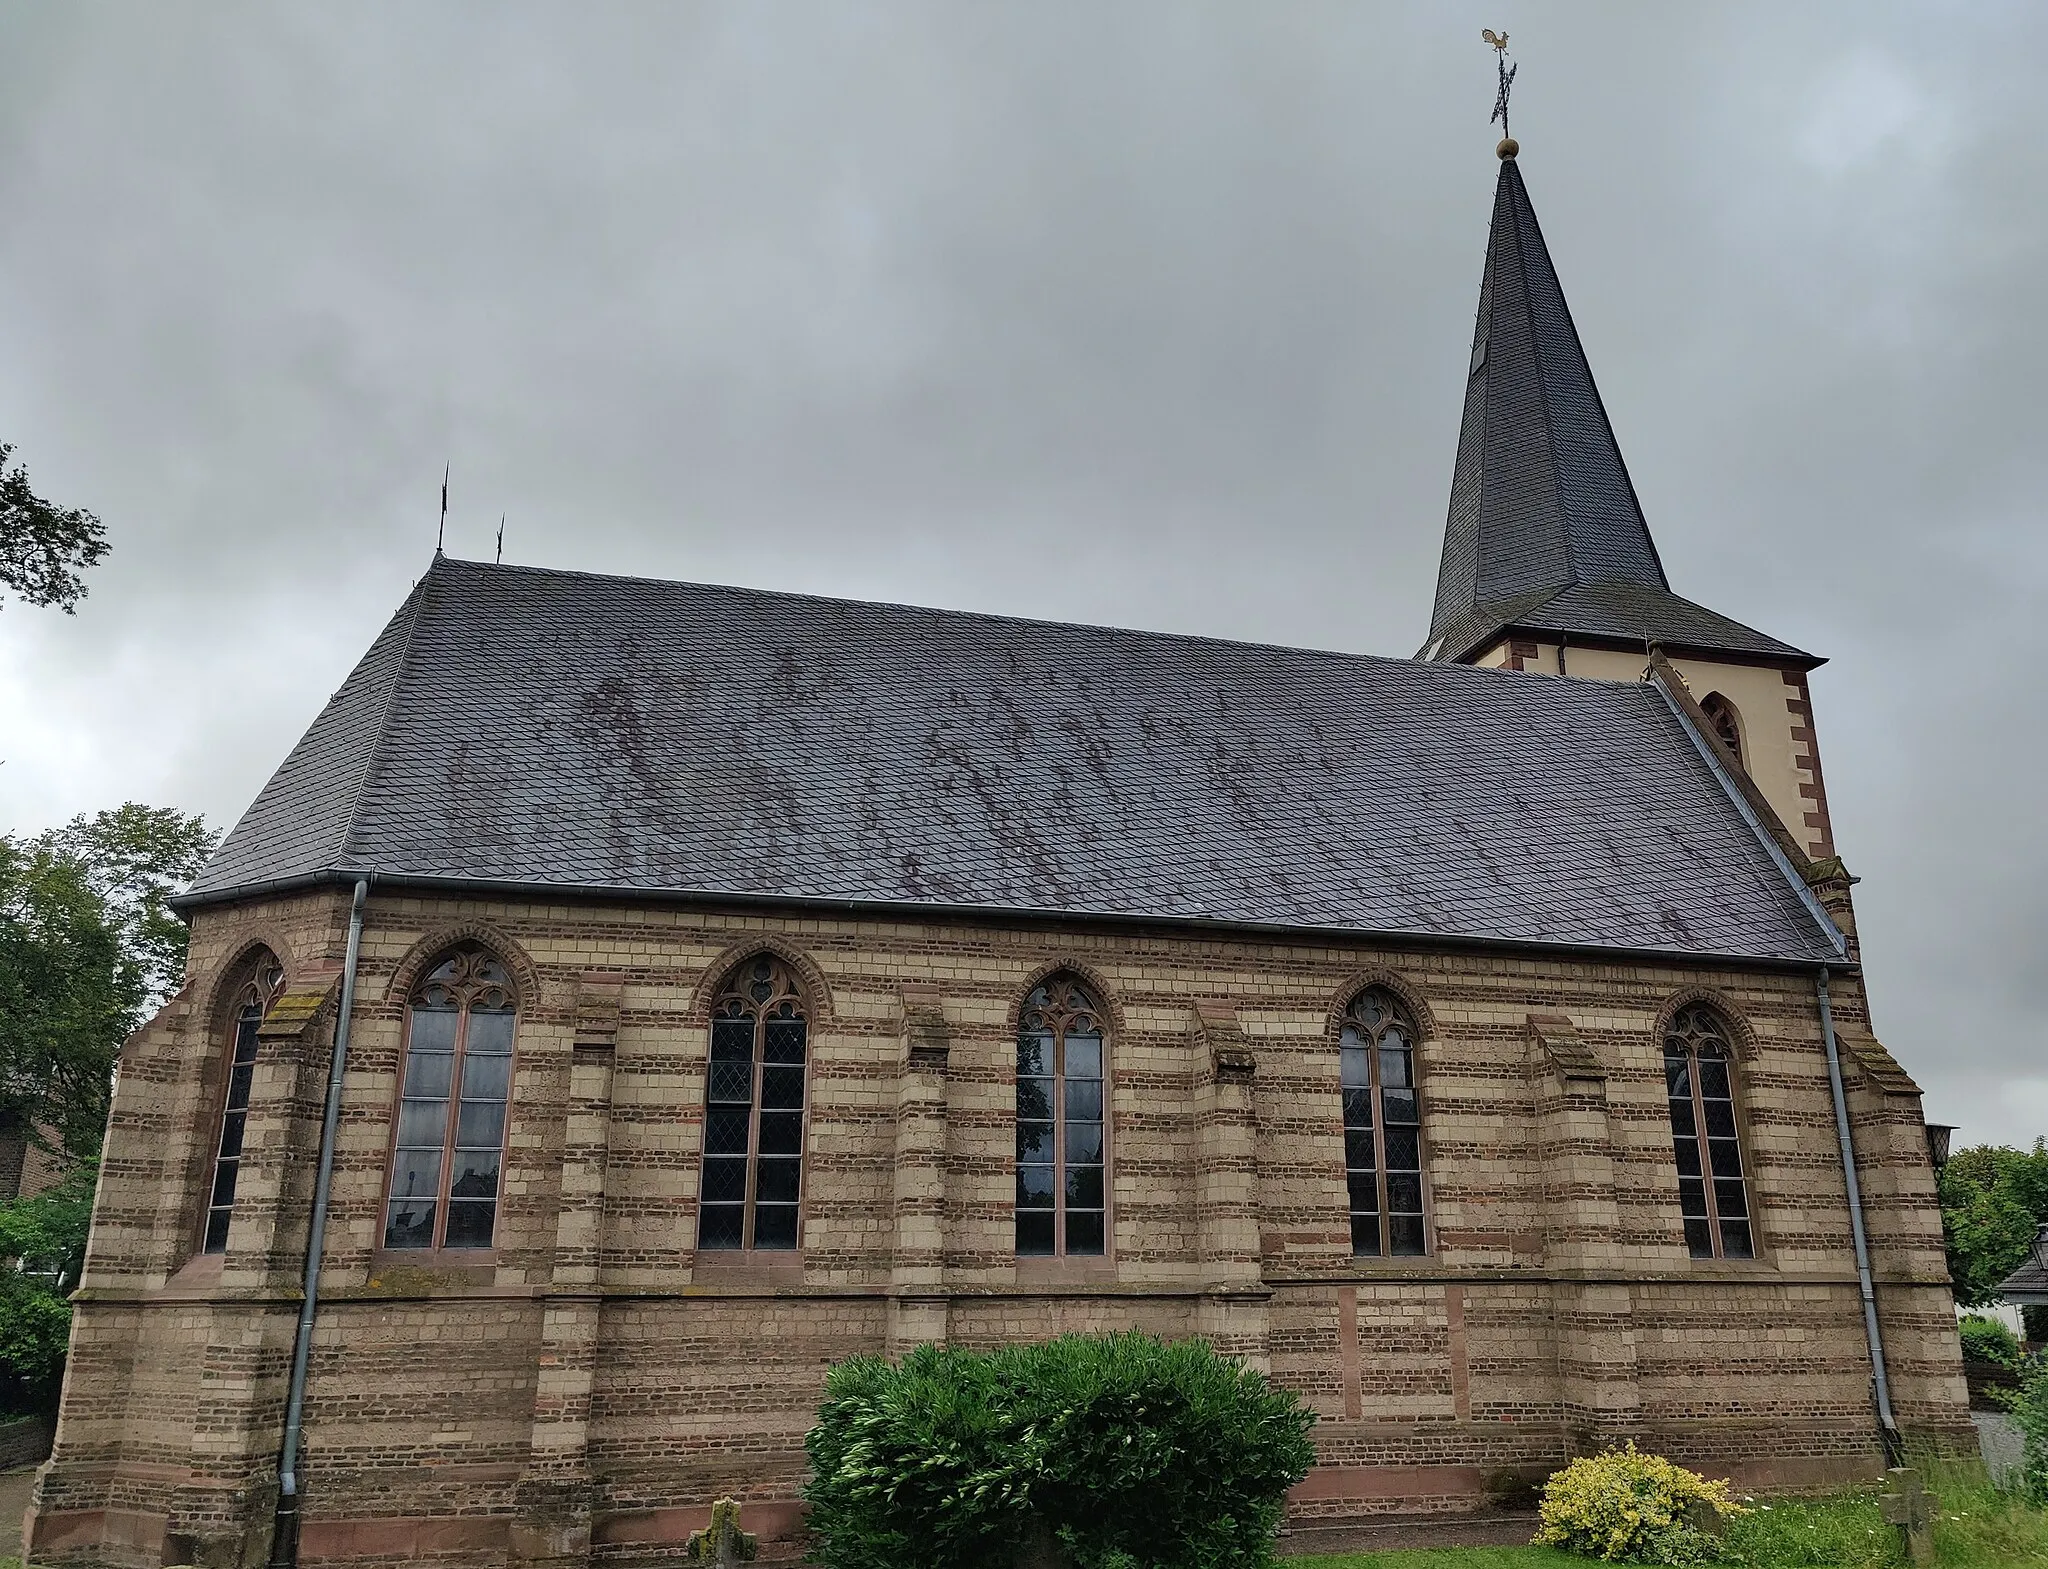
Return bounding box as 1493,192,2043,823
1484,28,1518,154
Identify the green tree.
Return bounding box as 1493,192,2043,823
0,442,108,613
44,804,218,1009
0,839,138,1163
1941,1142,2048,1308
0,806,215,1162
0,1165,96,1413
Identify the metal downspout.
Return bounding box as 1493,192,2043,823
268,877,370,1568
1817,967,1903,1466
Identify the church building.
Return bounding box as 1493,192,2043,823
29,136,1967,1567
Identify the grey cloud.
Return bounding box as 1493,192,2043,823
1,1,2040,1142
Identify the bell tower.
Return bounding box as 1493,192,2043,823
1418,135,1838,863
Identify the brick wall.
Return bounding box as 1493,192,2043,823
27,887,1969,1566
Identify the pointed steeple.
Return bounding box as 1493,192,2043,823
1421,150,1814,668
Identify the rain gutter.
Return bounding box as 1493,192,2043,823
1816,967,1903,1467
267,876,370,1568
177,868,1851,976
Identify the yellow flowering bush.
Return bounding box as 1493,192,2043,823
1534,1442,1746,1565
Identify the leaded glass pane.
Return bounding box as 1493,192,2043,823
701,1157,747,1203
1017,1031,1051,1078
758,1110,803,1155
1066,1165,1104,1208
1017,1165,1055,1207
1064,1034,1102,1079
1350,1212,1382,1256
385,1198,436,1250
756,1156,801,1206
458,1052,510,1102
763,1017,806,1064
1017,1211,1055,1256
699,1204,745,1249
444,1200,495,1249
1065,1211,1104,1255
1017,1120,1054,1162
403,1049,454,1099
705,1106,751,1154
465,1010,516,1055
754,1204,798,1249
448,1148,500,1199
761,1064,805,1110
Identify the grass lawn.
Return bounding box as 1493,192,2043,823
1289,1471,2048,1568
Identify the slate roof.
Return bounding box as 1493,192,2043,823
1998,1230,2048,1305
1423,155,1816,669
186,555,1843,964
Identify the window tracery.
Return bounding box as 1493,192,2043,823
698,955,810,1251
1015,974,1107,1258
1340,987,1428,1257
383,945,517,1251
203,951,284,1254
1665,1003,1755,1259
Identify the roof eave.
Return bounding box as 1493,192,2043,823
172,866,1856,973
1474,622,1827,672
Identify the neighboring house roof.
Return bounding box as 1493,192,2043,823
1997,1239,2048,1307
1421,154,1816,670
186,555,1842,964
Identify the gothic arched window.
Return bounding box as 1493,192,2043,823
1701,693,1743,766
203,950,284,1253
383,946,518,1251
1016,975,1107,1258
1340,988,1428,1257
1665,1003,1754,1259
699,955,810,1251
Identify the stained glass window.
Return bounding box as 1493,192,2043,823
1016,975,1107,1258
1340,988,1428,1257
203,951,284,1254
1665,1003,1755,1260
698,956,809,1251
383,946,517,1251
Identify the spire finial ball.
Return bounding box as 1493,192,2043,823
1497,137,1519,159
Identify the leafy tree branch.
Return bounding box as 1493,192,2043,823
0,443,109,613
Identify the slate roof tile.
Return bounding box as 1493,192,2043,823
186,556,1841,964
1424,156,1815,669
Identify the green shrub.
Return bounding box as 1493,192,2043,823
2001,1357,2048,1506
1960,1314,2026,1368
1533,1443,1744,1565
802,1331,1316,1569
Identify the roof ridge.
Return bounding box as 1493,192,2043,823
430,553,1577,686
330,562,439,871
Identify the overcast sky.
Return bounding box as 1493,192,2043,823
2,4,2041,1148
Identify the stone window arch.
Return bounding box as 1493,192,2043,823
1665,1002,1755,1259
202,948,284,1254
382,944,519,1252
698,954,812,1252
1700,692,1744,766
1015,973,1108,1258
1340,987,1428,1257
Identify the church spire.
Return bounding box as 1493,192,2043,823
1421,135,1813,668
